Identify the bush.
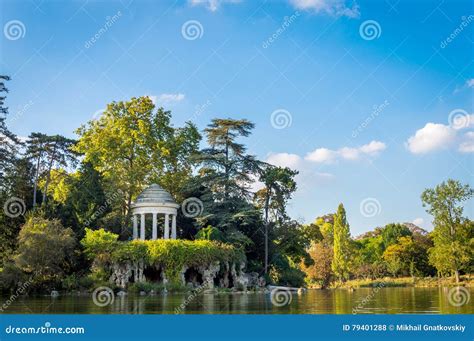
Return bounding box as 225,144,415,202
81,228,245,285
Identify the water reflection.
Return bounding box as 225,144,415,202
2,288,472,314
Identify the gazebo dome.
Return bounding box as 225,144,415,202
135,184,176,205
131,184,179,240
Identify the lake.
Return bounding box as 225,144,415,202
1,287,472,314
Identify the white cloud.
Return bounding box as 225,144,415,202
406,123,456,154
290,0,360,18
148,93,185,105
412,218,424,227
305,148,337,163
266,152,303,169
359,140,386,155
189,0,240,12
466,79,474,88
459,131,474,153
305,140,386,163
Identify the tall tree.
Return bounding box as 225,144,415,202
331,203,352,282
256,164,298,273
421,179,473,283
198,118,257,201
26,133,77,206
0,75,20,186
74,97,200,228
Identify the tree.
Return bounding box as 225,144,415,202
74,97,200,228
381,223,411,249
303,242,333,288
193,118,263,258
15,215,76,285
0,75,20,186
26,133,77,206
331,203,352,282
421,179,473,283
197,118,257,201
256,164,298,273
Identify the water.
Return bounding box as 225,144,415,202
1,287,472,314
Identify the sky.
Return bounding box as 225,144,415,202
1,0,473,236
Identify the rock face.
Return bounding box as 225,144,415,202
108,259,260,291
198,262,220,288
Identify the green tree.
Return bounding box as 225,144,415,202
256,164,298,273
26,133,77,206
331,203,352,282
197,118,257,201
381,223,412,248
421,179,473,283
15,215,76,285
0,75,20,185
74,97,200,228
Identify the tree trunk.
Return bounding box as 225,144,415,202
455,269,460,284
32,152,41,207
42,145,57,205
264,192,270,274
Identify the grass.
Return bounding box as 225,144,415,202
330,275,474,289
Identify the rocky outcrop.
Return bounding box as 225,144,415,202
107,259,261,291
198,262,220,288
110,262,133,288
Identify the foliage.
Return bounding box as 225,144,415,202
195,225,224,241
81,229,244,284
331,204,352,281
381,223,412,248
421,179,473,282
74,97,201,229
303,242,333,288
14,215,76,286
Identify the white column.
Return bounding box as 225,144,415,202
152,213,157,240
164,214,170,239
133,214,138,240
140,214,146,240
171,214,177,239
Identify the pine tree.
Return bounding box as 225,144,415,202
331,203,352,282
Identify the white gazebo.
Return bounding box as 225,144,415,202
131,184,179,240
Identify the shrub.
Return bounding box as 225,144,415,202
81,229,245,285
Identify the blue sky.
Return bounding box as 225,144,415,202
1,0,473,235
